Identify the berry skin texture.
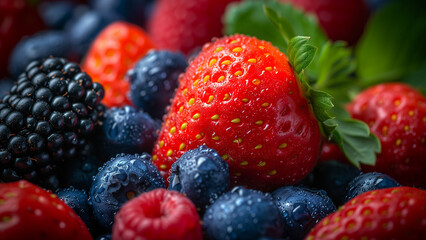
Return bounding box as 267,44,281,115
0,57,105,189
345,172,401,202
152,35,322,190
148,0,240,54
272,186,336,240
0,180,92,240
9,31,72,78
280,0,370,45
128,50,188,119
306,187,426,240
347,83,426,187
113,188,202,240
90,153,165,229
96,106,159,160
56,188,96,232
168,145,230,213
83,21,154,107
203,186,284,240
312,160,361,206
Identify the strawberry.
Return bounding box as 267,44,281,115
148,0,240,54
319,141,348,164
347,83,426,187
0,180,92,240
306,187,426,240
82,21,154,107
280,0,370,45
152,35,322,190
0,0,45,77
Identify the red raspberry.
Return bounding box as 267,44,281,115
112,189,202,240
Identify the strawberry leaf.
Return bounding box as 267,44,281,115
356,0,426,85
263,6,295,46
324,118,381,168
287,36,317,74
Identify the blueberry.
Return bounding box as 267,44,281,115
56,188,95,231
96,234,112,240
168,145,230,213
59,153,103,192
345,172,401,202
90,153,165,229
90,0,154,27
312,161,361,205
96,106,159,160
66,9,121,59
272,186,336,240
128,50,187,119
38,1,76,29
9,31,71,78
203,186,284,240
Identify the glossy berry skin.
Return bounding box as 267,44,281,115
152,35,321,190
9,31,71,78
0,180,92,240
203,186,284,240
96,106,159,160
66,10,121,60
128,50,188,119
280,0,370,45
56,188,95,232
39,1,76,30
83,21,154,107
90,0,154,27
345,172,401,202
0,57,105,189
90,153,165,229
347,83,426,187
312,160,361,205
0,0,45,77
306,187,426,240
272,186,336,240
168,145,230,213
148,0,240,54
113,188,202,240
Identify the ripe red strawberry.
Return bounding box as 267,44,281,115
0,0,45,77
306,187,426,240
0,180,92,240
82,21,154,107
152,35,322,190
280,0,370,45
319,141,348,164
113,188,202,240
148,0,240,54
347,83,426,187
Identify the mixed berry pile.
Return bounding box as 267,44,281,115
0,0,425,240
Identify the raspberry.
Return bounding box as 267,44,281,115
112,188,202,240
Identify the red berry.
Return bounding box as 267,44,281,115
319,141,349,164
82,21,154,107
112,189,202,240
347,83,426,187
280,0,370,45
152,35,321,190
306,187,426,240
0,180,92,240
0,0,45,77
148,0,240,54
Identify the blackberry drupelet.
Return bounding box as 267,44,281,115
0,57,105,189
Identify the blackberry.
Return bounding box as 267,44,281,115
0,57,105,189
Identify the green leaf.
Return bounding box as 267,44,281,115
224,0,328,78
263,6,295,44
324,118,381,168
287,36,317,74
400,64,426,95
309,89,334,123
356,0,426,85
314,41,356,89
